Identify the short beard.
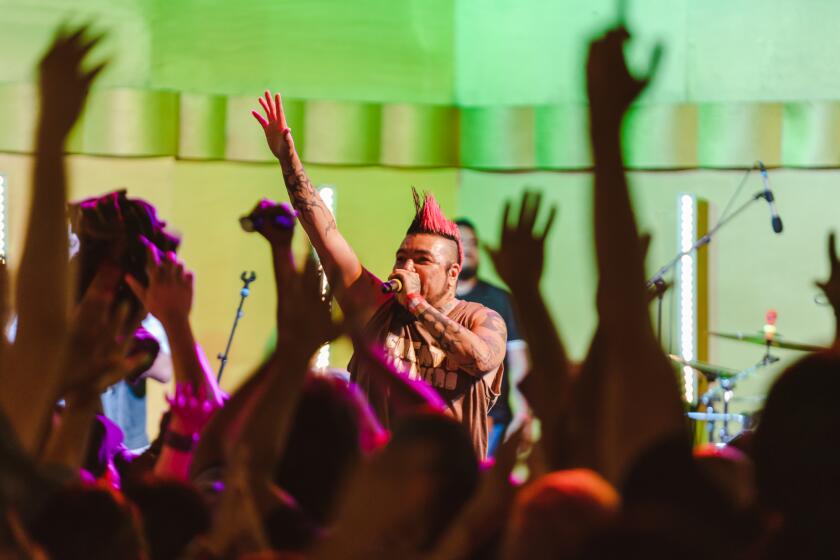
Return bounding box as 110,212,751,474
459,266,477,281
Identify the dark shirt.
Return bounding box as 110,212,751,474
458,279,521,424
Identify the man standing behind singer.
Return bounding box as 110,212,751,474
455,218,531,457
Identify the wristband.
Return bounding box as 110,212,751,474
163,430,198,452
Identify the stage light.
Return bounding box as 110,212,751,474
678,194,697,404
315,185,336,371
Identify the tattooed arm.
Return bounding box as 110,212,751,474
410,299,506,376
252,91,387,322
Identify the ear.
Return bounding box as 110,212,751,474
449,262,461,281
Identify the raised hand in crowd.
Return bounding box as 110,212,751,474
586,27,684,484
485,192,571,467
154,383,220,481
2,26,105,451
187,201,299,482
587,27,660,133
248,199,297,247
815,231,840,350
1,27,106,453
38,25,105,140
41,265,149,471
126,238,224,405
486,191,556,293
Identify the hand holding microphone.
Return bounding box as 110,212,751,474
384,268,422,310
240,199,297,245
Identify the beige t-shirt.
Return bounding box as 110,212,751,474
349,298,504,459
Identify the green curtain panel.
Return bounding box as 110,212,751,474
3,84,840,169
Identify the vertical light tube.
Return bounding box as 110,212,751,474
314,185,336,371
678,194,697,404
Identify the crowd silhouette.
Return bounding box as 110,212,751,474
0,23,837,560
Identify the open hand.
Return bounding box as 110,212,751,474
39,25,106,139
59,265,150,396
125,238,193,327
486,191,557,292
586,27,661,130
816,232,840,313
166,382,220,437
252,90,296,166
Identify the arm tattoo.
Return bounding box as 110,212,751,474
282,160,337,238
413,302,507,375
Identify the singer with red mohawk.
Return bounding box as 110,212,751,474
253,92,506,458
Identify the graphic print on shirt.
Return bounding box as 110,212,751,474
383,333,459,391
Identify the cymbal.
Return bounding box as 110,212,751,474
668,354,739,381
709,331,827,353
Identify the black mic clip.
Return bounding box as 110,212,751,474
757,189,775,204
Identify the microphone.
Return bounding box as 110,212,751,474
381,278,403,294
757,161,783,234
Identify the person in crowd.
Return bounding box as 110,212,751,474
3,18,840,560
69,190,177,451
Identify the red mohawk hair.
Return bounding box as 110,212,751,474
405,188,463,265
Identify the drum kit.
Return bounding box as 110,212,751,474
670,320,827,444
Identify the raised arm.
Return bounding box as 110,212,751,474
153,382,219,480
189,203,299,479
816,232,840,352
42,266,150,471
1,29,103,452
485,191,572,467
125,240,224,405
232,256,343,512
252,92,387,322
587,30,655,333
586,28,684,482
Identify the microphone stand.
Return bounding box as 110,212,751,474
648,190,771,346
217,271,257,383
